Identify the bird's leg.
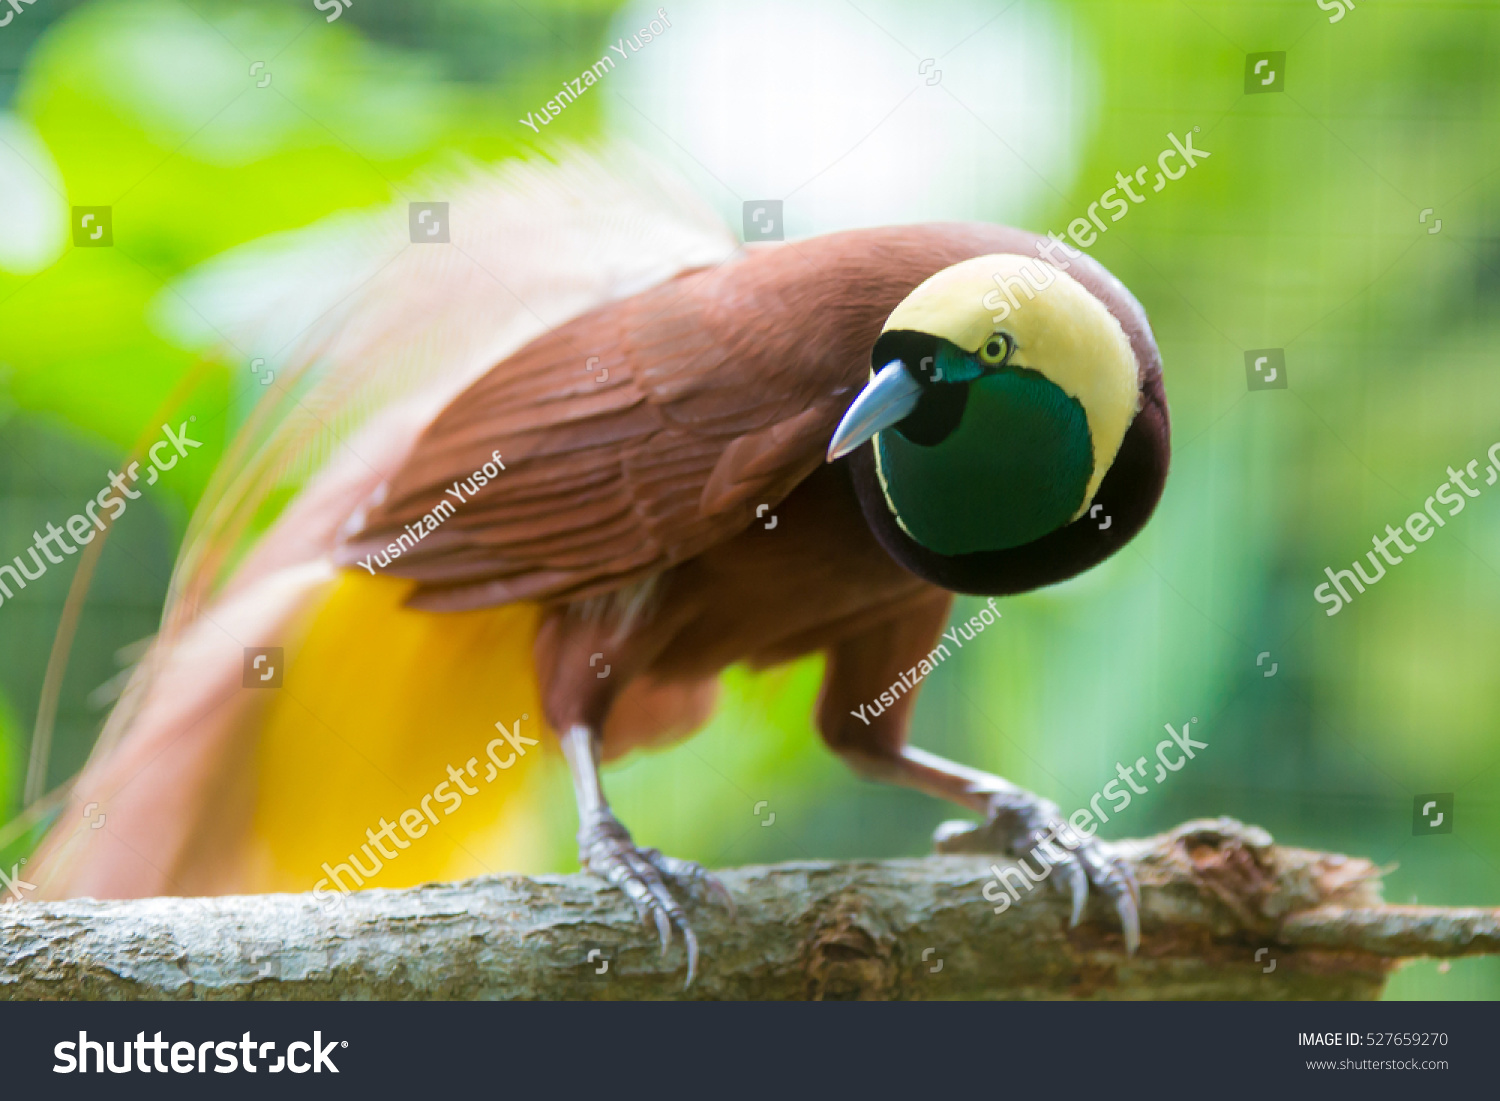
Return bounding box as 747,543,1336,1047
557,722,732,986
538,603,733,985
818,599,1140,951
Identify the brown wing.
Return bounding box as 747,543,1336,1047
338,222,1127,610
337,254,862,609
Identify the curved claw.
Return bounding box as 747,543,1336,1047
1118,855,1142,913
1108,874,1142,956
1072,840,1140,954
638,852,704,989
649,903,673,955
1057,855,1089,929
1120,900,1141,955
682,925,700,989
1113,856,1142,954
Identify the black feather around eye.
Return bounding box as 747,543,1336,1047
871,330,937,378
893,383,968,446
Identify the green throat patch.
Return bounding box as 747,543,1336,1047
876,369,1094,555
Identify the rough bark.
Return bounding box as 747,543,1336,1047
1,819,1494,1000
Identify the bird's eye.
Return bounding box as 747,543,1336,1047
977,333,1013,366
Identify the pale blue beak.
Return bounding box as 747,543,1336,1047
826,359,923,461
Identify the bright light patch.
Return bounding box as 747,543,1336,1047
0,114,67,275
606,0,1097,236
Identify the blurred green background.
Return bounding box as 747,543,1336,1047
0,0,1495,1000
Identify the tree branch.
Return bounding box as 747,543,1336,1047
2,819,1494,1000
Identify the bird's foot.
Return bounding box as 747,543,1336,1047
933,789,1140,952
578,813,735,987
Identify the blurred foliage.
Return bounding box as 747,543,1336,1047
0,684,17,824
0,0,1494,1000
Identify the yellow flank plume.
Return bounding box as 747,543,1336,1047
246,569,558,897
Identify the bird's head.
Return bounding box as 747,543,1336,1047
828,252,1145,564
